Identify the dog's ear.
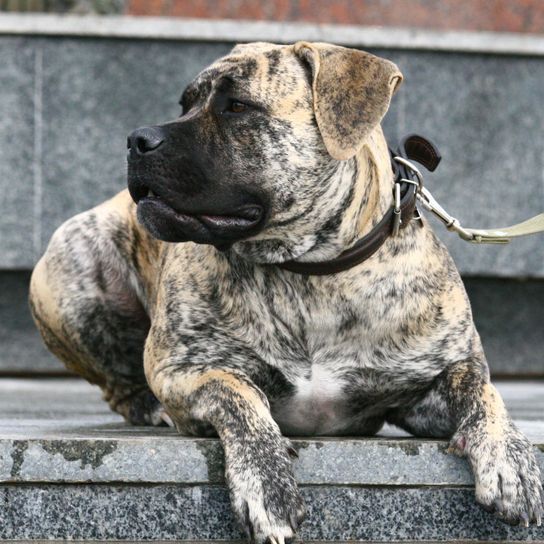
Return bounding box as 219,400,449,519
294,41,403,160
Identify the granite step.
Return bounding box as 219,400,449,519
0,378,543,541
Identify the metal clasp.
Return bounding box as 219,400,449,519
416,187,510,244
391,156,423,236
393,156,424,189
393,156,509,243
391,146,543,244
392,182,402,236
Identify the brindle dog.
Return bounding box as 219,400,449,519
30,42,543,541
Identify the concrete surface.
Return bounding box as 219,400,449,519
0,378,543,541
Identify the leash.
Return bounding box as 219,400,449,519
278,134,544,276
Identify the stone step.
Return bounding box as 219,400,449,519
0,378,543,541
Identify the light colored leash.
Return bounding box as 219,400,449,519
394,155,544,244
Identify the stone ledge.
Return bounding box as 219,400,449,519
2,434,543,487
1,14,544,56
0,378,543,487
0,437,475,485
1,378,543,541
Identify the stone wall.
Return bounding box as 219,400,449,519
2,33,543,276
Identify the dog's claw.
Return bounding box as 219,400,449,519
287,445,298,459
289,511,299,532
535,506,542,527
242,502,255,543
160,410,175,427
447,433,467,456
480,502,495,514
520,512,530,527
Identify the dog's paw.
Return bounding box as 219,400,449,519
127,389,174,426
451,425,544,526
104,385,172,426
231,478,305,544
226,438,305,543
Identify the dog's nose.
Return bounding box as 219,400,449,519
127,127,164,156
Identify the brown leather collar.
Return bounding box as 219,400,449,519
276,135,442,276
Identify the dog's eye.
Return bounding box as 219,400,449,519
228,100,248,114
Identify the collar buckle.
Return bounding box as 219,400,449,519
392,182,402,236
393,156,425,190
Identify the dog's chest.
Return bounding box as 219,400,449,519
238,274,444,435
252,294,386,435
271,364,351,435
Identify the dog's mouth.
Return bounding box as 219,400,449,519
129,182,265,247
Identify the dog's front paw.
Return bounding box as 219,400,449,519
451,425,544,526
226,438,305,543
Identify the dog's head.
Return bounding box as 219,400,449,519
127,42,402,261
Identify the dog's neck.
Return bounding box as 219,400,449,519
231,126,394,265
340,128,394,246
286,127,395,263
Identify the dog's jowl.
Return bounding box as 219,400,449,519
30,41,543,540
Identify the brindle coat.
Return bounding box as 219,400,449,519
30,42,543,542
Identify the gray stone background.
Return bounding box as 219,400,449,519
0,34,543,375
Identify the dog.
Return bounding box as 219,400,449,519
29,41,543,542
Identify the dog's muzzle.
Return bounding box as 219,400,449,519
127,125,267,249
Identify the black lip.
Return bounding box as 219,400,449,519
139,195,263,227
127,175,153,204
135,194,266,246
128,176,264,224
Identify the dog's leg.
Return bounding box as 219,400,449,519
30,193,166,426
147,356,305,543
388,360,543,526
